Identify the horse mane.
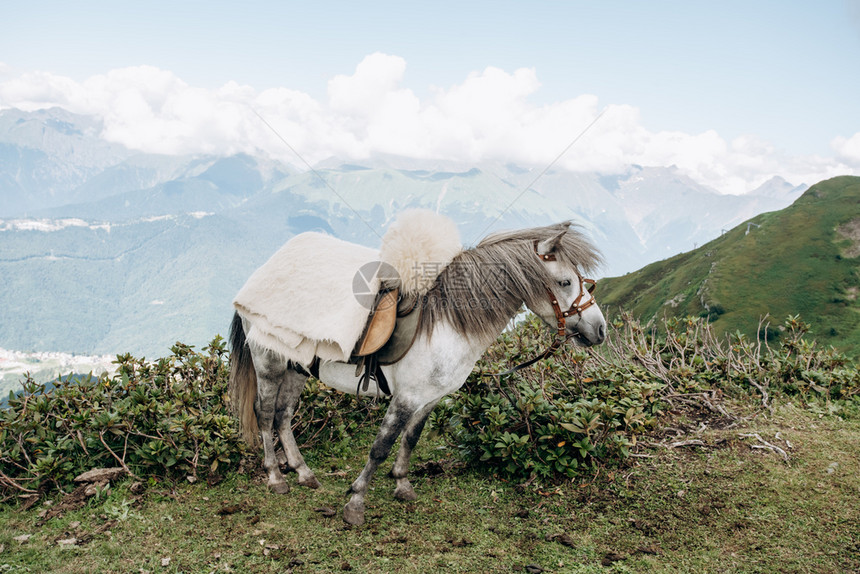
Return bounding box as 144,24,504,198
418,222,602,342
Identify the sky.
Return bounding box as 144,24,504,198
1,0,859,194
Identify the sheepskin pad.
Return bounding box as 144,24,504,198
234,210,462,366
234,232,378,365
380,209,462,297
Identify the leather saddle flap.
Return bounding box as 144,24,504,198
354,288,399,357
376,302,422,365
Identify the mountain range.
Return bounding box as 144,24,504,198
0,107,809,357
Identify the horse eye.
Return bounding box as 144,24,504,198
558,279,571,288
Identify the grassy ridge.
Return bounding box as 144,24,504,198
597,176,860,356
1,408,858,573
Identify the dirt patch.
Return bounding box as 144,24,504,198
36,485,99,525
836,218,860,257
412,459,461,477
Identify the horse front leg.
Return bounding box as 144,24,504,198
344,398,414,526
390,399,439,501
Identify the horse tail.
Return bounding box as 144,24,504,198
229,312,260,447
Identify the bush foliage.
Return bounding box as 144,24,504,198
429,314,860,482
2,314,858,499
0,338,383,500
0,339,243,499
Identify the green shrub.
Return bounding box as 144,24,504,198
0,338,385,500
4,313,857,498
0,339,245,498
430,317,664,481
289,377,386,458
431,313,860,482
767,315,859,402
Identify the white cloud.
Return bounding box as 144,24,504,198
832,132,860,165
0,55,856,194
328,53,408,116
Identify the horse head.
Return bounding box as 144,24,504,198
528,228,606,347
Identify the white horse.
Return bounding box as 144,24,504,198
229,222,606,526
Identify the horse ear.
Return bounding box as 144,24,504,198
536,230,566,257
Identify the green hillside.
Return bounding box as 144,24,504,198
598,176,860,356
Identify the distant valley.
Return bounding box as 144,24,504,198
0,347,115,403
1,107,810,361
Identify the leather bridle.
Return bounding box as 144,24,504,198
534,240,597,338
484,241,597,377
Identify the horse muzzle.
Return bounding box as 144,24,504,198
567,307,606,347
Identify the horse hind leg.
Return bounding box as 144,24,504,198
252,350,292,494
275,367,321,489
390,399,439,501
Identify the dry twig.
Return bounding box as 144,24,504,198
774,431,794,450
739,433,790,463
644,439,706,449
97,431,137,478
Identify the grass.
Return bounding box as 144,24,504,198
1,400,858,573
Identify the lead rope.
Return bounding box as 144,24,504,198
479,335,571,378
481,285,570,378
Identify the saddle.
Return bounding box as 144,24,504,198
350,288,422,396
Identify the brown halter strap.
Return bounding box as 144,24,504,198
543,279,597,337
535,239,596,336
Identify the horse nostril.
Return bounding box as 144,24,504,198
598,324,606,342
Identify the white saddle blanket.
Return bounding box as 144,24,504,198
233,209,463,367
233,232,380,366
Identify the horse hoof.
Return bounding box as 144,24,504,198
269,482,290,495
299,476,322,489
393,484,417,501
343,501,365,526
